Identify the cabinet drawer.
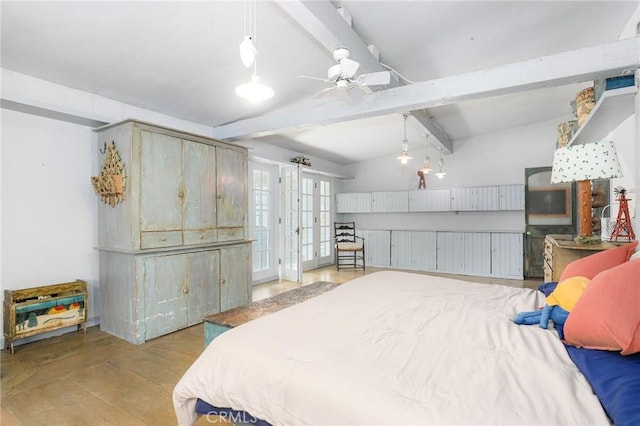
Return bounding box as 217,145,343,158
184,229,218,245
140,231,182,249
217,227,245,242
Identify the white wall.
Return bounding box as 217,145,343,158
0,70,347,348
341,118,557,193
338,118,561,232
1,109,99,346
337,111,639,234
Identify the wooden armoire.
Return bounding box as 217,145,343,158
94,120,251,344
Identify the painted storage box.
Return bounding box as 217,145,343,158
3,280,87,353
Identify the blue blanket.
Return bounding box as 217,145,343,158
540,282,640,426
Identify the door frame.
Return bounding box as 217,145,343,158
524,166,576,278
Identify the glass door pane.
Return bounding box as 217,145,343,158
301,176,315,269
249,162,278,283
318,179,332,264
281,165,301,282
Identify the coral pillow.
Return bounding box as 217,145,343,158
564,259,640,355
559,240,638,282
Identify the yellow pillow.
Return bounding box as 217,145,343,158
546,276,591,312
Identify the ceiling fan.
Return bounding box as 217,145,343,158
301,47,391,97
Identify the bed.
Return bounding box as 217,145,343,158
173,270,634,425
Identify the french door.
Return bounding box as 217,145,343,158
280,168,332,282
281,165,302,282
249,162,279,283
301,173,332,271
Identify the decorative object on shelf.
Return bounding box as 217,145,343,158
290,156,311,167
396,113,413,165
550,140,622,238
594,75,635,103
235,0,273,102
91,141,127,207
557,120,577,148
417,170,426,189
610,187,635,242
575,86,595,127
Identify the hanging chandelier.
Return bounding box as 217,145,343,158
396,113,413,164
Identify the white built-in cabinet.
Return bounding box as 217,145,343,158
336,184,525,213
336,192,371,213
391,231,438,271
95,120,251,344
359,230,391,267
371,191,409,212
409,188,451,212
363,229,523,279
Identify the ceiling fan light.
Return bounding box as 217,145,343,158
435,171,447,179
239,36,257,68
236,74,274,103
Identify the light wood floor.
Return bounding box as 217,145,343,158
1,266,539,425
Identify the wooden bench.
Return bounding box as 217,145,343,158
204,281,338,346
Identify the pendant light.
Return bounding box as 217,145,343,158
236,0,274,103
435,147,447,179
420,133,432,174
396,113,413,164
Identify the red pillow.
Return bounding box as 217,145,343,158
559,241,638,282
564,258,640,355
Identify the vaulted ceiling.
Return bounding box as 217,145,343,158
1,1,638,164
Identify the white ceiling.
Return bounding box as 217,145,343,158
1,1,637,165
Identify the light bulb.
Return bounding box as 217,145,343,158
236,75,274,103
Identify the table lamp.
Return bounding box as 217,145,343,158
550,140,623,237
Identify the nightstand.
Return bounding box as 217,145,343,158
543,234,625,282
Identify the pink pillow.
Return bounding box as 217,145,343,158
559,241,638,282
564,258,640,355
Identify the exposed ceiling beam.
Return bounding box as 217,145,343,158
273,0,383,74
410,111,452,154
213,36,640,145
273,0,453,153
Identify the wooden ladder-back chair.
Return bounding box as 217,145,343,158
334,222,365,270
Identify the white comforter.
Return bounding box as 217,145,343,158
173,271,609,425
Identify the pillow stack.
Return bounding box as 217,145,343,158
561,241,639,355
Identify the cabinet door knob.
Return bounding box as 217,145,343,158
161,237,167,241
199,235,204,240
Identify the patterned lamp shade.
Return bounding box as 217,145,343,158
550,140,623,183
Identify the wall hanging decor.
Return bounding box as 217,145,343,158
91,141,127,207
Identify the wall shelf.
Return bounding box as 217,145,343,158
570,85,637,145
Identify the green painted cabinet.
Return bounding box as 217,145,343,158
95,120,250,344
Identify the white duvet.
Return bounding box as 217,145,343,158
173,271,609,425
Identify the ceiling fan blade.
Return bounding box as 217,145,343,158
311,86,336,98
299,75,329,82
339,57,360,79
357,71,391,86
